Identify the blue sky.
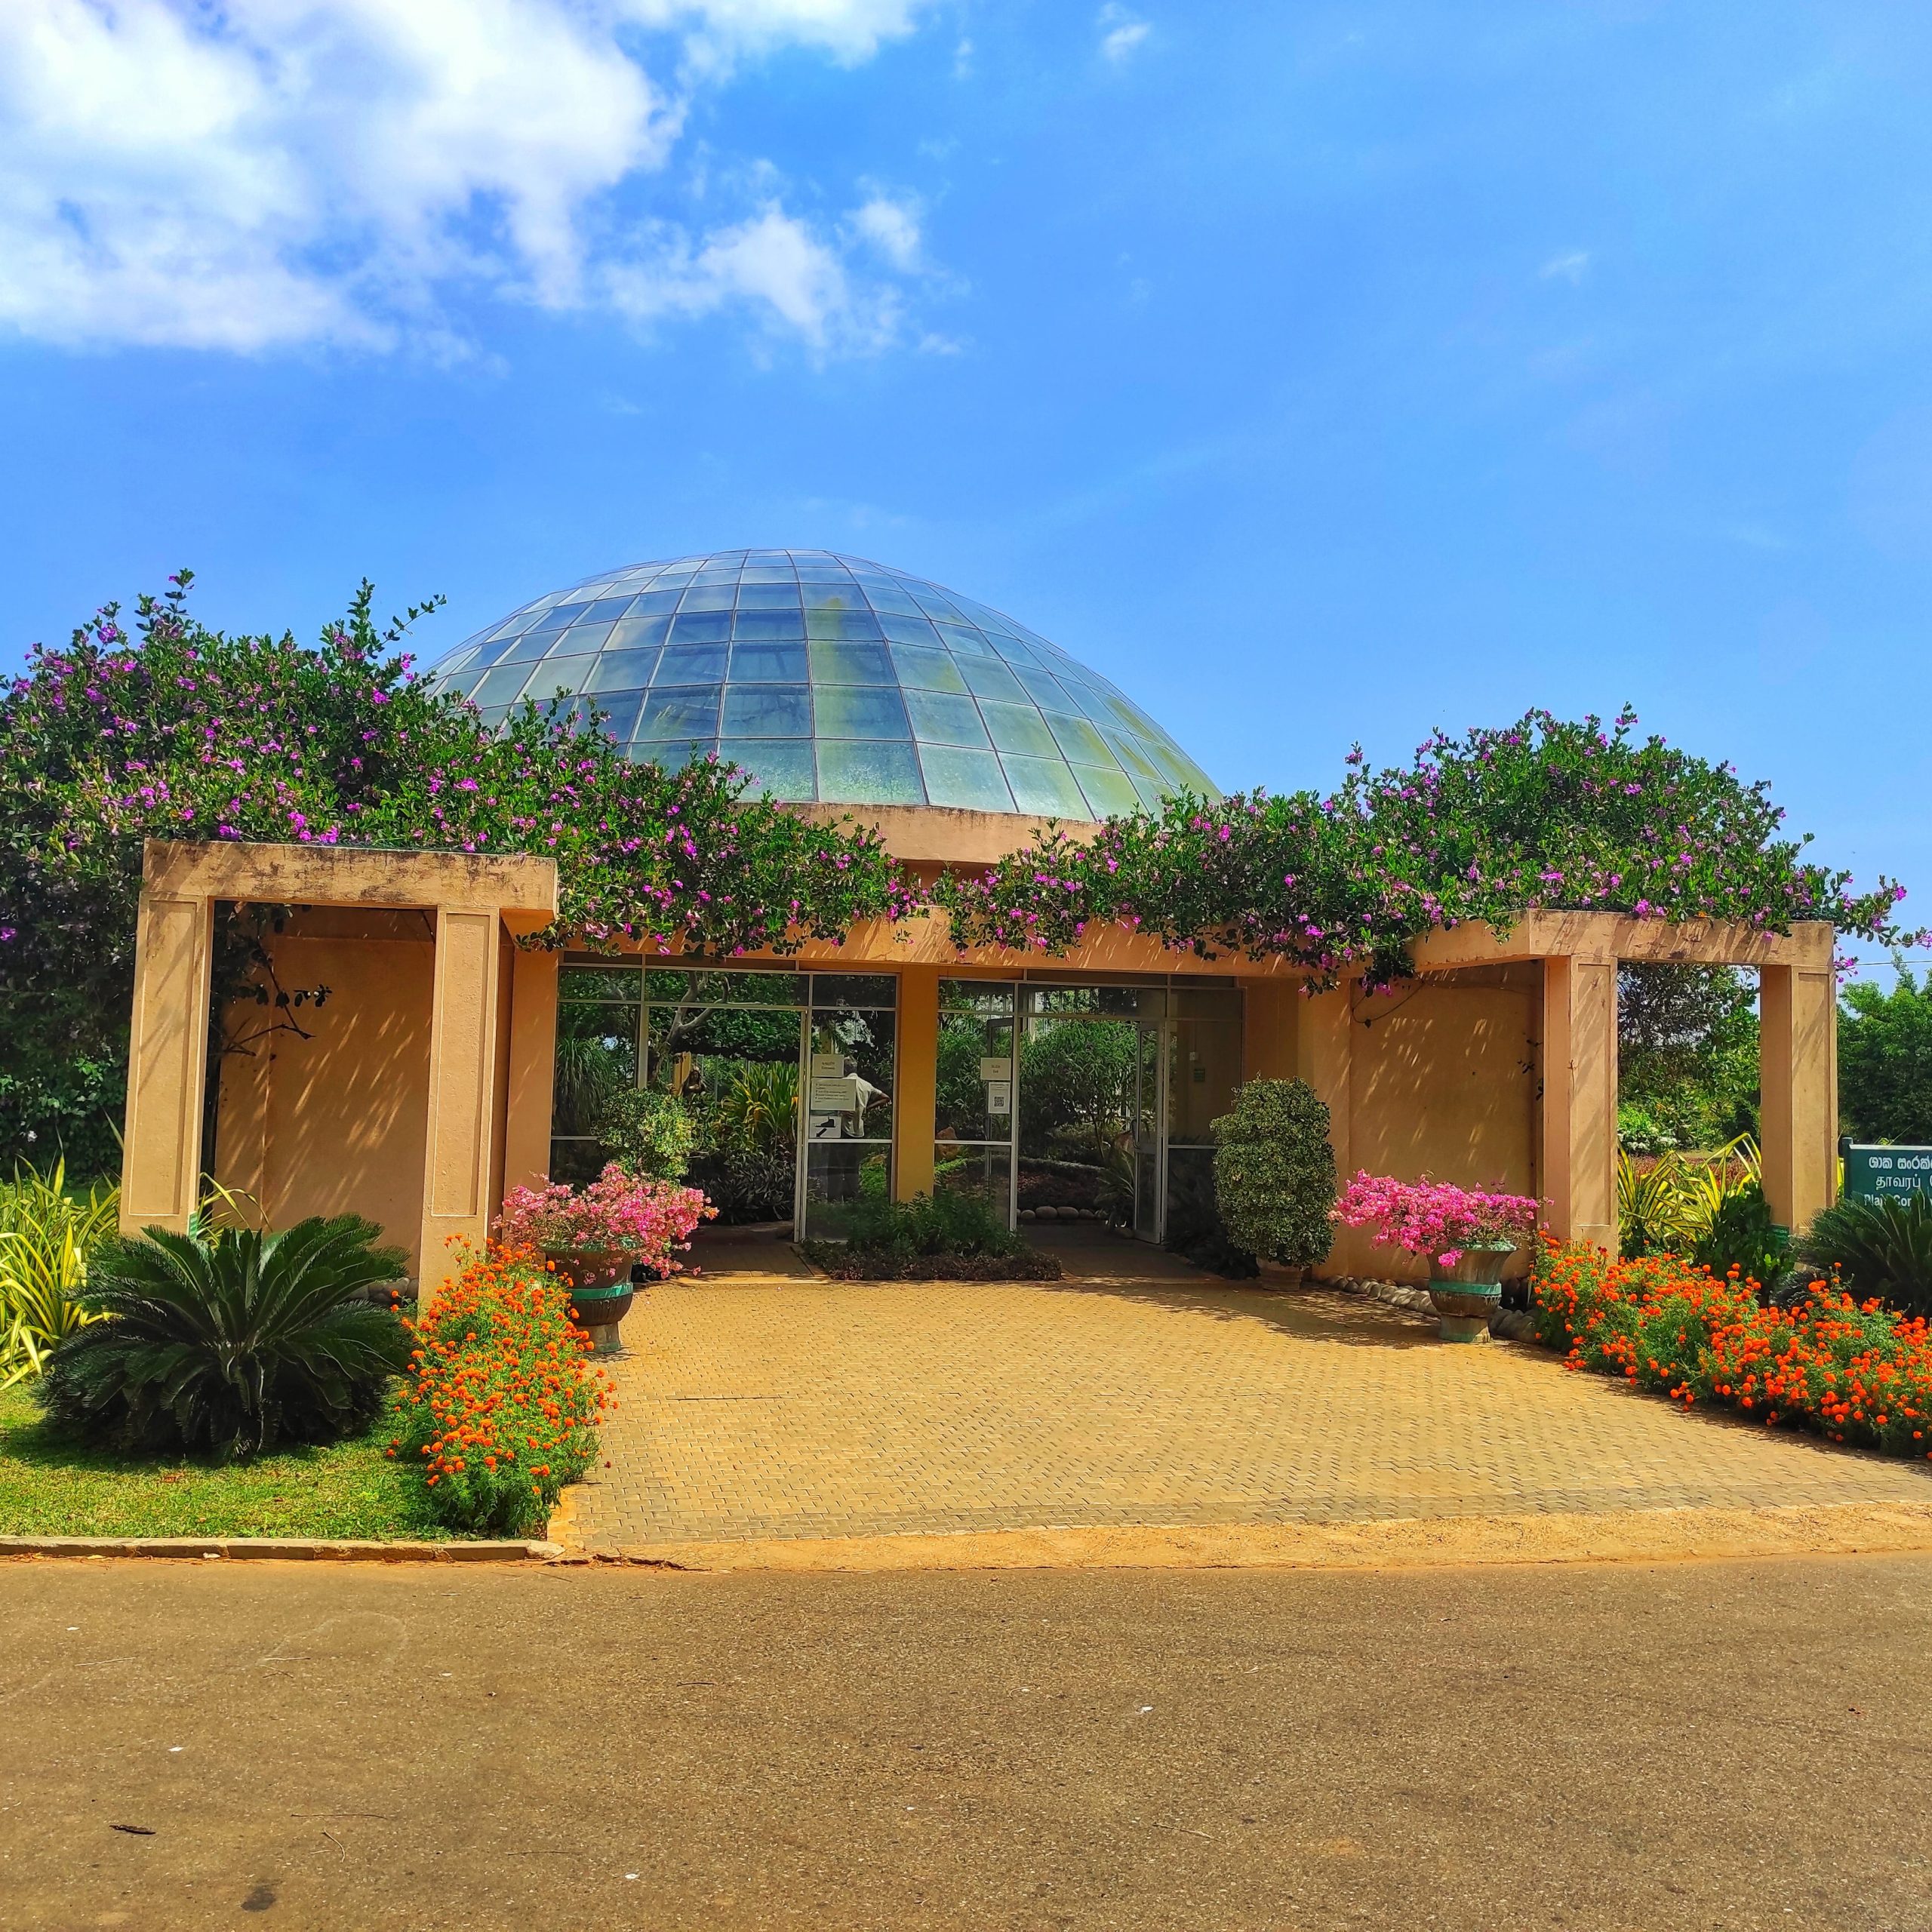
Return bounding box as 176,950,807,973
5,1,1930,968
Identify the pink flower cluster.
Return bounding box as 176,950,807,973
494,1164,714,1277
1333,1171,1540,1266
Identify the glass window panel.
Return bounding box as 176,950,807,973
678,584,736,611
549,1139,605,1186
473,705,510,730
911,592,968,623
585,648,660,694
815,739,924,804
814,685,909,740
583,597,637,623
636,686,722,738
551,1001,638,1137
561,961,642,1001
888,644,969,693
1098,725,1165,786
546,601,593,628
437,646,481,678
934,1144,1012,1223
917,744,1015,813
941,980,1016,1015
605,614,672,651
631,589,684,614
729,641,808,681
718,738,816,799
937,626,995,657
865,589,926,618
731,609,806,641
656,643,728,684
1001,753,1090,817
876,612,943,646
653,968,806,1008
735,583,803,610
584,690,645,743
739,567,798,586
808,640,894,685
1026,983,1164,1019
1013,665,1075,711
1071,764,1143,820
936,1009,1014,1143
805,606,885,642
992,635,1044,667
802,1143,893,1239
956,657,1028,703
524,655,597,699
905,688,990,746
668,611,731,645
811,974,898,1009
1044,712,1113,767
626,736,712,772
471,663,533,707
499,629,556,664
722,684,811,737
978,700,1059,760
462,636,515,671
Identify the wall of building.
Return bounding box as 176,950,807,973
213,911,435,1270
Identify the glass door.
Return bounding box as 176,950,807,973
1133,1020,1164,1241
799,974,897,1238
935,981,1018,1224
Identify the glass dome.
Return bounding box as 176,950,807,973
426,549,1217,817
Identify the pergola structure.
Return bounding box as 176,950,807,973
121,835,1837,1291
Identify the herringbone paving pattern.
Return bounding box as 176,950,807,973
565,1231,1932,1552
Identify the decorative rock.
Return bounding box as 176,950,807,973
1018,1208,1038,1223
1491,1309,1539,1342
1035,1205,1060,1220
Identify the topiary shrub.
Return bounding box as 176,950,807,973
1211,1078,1337,1271
38,1214,411,1459
1795,1193,1932,1319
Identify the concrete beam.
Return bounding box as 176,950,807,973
418,909,506,1294
120,891,216,1234
1542,955,1620,1251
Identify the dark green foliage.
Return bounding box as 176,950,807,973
1019,1020,1137,1158
1211,1078,1337,1269
935,1018,988,1128
1795,1194,1932,1319
1839,966,1932,1145
1690,1181,1788,1291
818,1189,1026,1261
38,1215,411,1459
691,1145,795,1223
1163,1155,1259,1278
1617,963,1759,1153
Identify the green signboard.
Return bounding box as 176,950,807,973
1843,1143,1932,1202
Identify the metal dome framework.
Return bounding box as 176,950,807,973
429,549,1218,817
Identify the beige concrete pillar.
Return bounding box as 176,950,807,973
418,909,506,1296
1241,980,1299,1082
1542,954,1619,1251
120,890,216,1235
1759,962,1837,1235
894,965,940,1201
501,946,558,1198
1296,985,1354,1275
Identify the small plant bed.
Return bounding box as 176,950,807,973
1533,1236,1932,1463
0,1383,451,1540
804,1247,1063,1282
799,1191,1064,1283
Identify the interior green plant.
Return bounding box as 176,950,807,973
595,1086,697,1180
37,1213,412,1458
1795,1194,1932,1319
1211,1078,1337,1271
713,1060,799,1156
0,1161,119,1390
825,1189,1026,1260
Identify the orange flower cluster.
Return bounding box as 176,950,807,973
1533,1235,1932,1460
393,1244,614,1535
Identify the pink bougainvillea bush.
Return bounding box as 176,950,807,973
494,1164,714,1278
1334,1173,1540,1266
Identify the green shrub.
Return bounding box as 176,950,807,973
1,1161,120,1389
829,1190,1025,1260
712,1061,798,1156
1795,1194,1932,1319
38,1214,411,1459
595,1086,697,1180
1210,1078,1337,1269
1690,1178,1788,1290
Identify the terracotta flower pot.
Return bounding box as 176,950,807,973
1425,1243,1518,1344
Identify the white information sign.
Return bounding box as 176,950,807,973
811,1077,860,1113
979,1057,1011,1081
808,1112,843,1140
810,1051,845,1078
986,1081,1011,1116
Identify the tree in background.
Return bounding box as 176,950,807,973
1839,964,1932,1145
1617,963,1759,1155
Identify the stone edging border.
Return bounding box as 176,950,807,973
0,1536,560,1563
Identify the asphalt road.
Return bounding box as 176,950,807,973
3,1554,1929,1932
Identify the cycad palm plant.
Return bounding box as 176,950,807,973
38,1213,411,1458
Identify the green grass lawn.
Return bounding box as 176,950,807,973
0,1384,457,1540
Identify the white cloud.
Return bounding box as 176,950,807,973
851,193,922,270
1539,249,1592,285
0,0,936,355
1097,5,1150,63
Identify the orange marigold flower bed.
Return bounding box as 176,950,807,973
393,1244,614,1536
1531,1234,1932,1460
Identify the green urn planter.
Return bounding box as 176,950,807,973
1426,1243,1517,1344
545,1247,636,1353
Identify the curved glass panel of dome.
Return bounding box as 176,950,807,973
427,549,1218,817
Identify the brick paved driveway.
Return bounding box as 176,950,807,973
563,1228,1932,1552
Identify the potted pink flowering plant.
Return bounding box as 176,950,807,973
1333,1173,1540,1343
494,1164,714,1350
